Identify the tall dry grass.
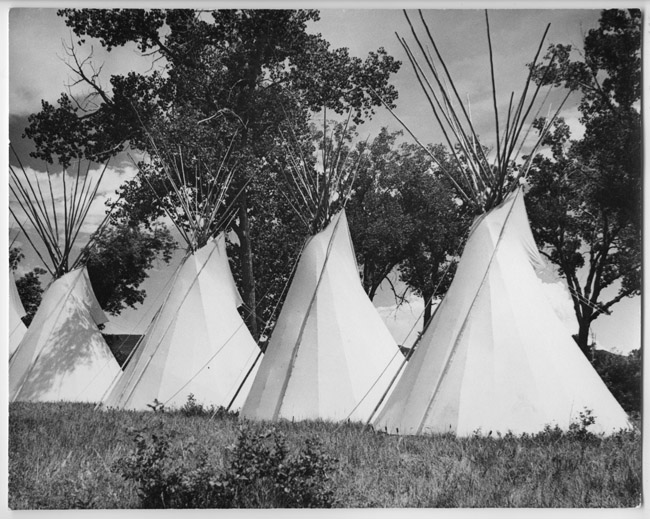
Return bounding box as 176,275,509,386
8,402,641,509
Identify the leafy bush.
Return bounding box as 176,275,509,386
177,394,238,420
179,394,210,418
113,424,338,508
593,349,641,413
226,427,337,508
567,409,597,442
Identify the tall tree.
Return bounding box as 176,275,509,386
347,129,470,327
24,9,401,338
346,128,413,300
396,143,470,328
527,9,641,358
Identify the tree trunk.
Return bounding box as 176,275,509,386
362,262,374,298
422,289,434,332
575,316,593,362
367,282,379,301
237,190,259,340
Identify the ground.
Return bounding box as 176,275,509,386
8,401,642,509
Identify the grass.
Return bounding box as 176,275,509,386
8,401,642,509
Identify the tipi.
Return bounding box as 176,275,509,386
102,135,260,411
373,11,630,435
9,155,121,402
9,271,27,357
241,116,403,422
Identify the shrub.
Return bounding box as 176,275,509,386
567,409,598,442
179,394,211,418
178,394,238,420
113,424,338,508
592,349,641,413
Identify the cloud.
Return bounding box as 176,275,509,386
9,163,138,270
10,9,163,117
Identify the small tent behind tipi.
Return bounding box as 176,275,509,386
241,115,403,422
9,271,27,357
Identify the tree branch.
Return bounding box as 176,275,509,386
61,36,113,108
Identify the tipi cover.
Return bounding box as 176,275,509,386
241,210,403,423
9,267,121,402
103,233,260,411
373,189,631,436
9,271,27,357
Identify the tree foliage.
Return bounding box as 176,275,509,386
593,349,641,414
396,144,470,327
347,129,413,301
85,222,176,316
10,248,46,326
526,9,641,358
347,129,470,328
24,9,401,337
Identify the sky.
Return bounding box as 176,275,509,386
3,6,642,354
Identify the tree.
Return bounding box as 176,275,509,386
10,248,46,326
24,9,401,338
347,129,470,328
395,144,470,328
9,247,23,271
85,222,176,316
527,9,641,359
347,129,415,301
593,349,641,413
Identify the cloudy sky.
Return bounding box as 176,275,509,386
5,6,641,354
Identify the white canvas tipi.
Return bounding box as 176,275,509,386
9,156,121,402
10,268,120,402
9,271,27,357
371,11,631,435
373,189,631,435
103,233,260,410
101,128,260,411
242,210,402,422
241,115,402,423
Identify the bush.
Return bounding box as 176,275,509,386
592,349,641,413
113,424,338,508
177,394,238,420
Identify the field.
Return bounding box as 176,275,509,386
8,401,641,509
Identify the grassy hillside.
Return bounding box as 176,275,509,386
8,402,641,509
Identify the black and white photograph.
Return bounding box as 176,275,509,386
4,3,643,511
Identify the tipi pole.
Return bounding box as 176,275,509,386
224,350,262,413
